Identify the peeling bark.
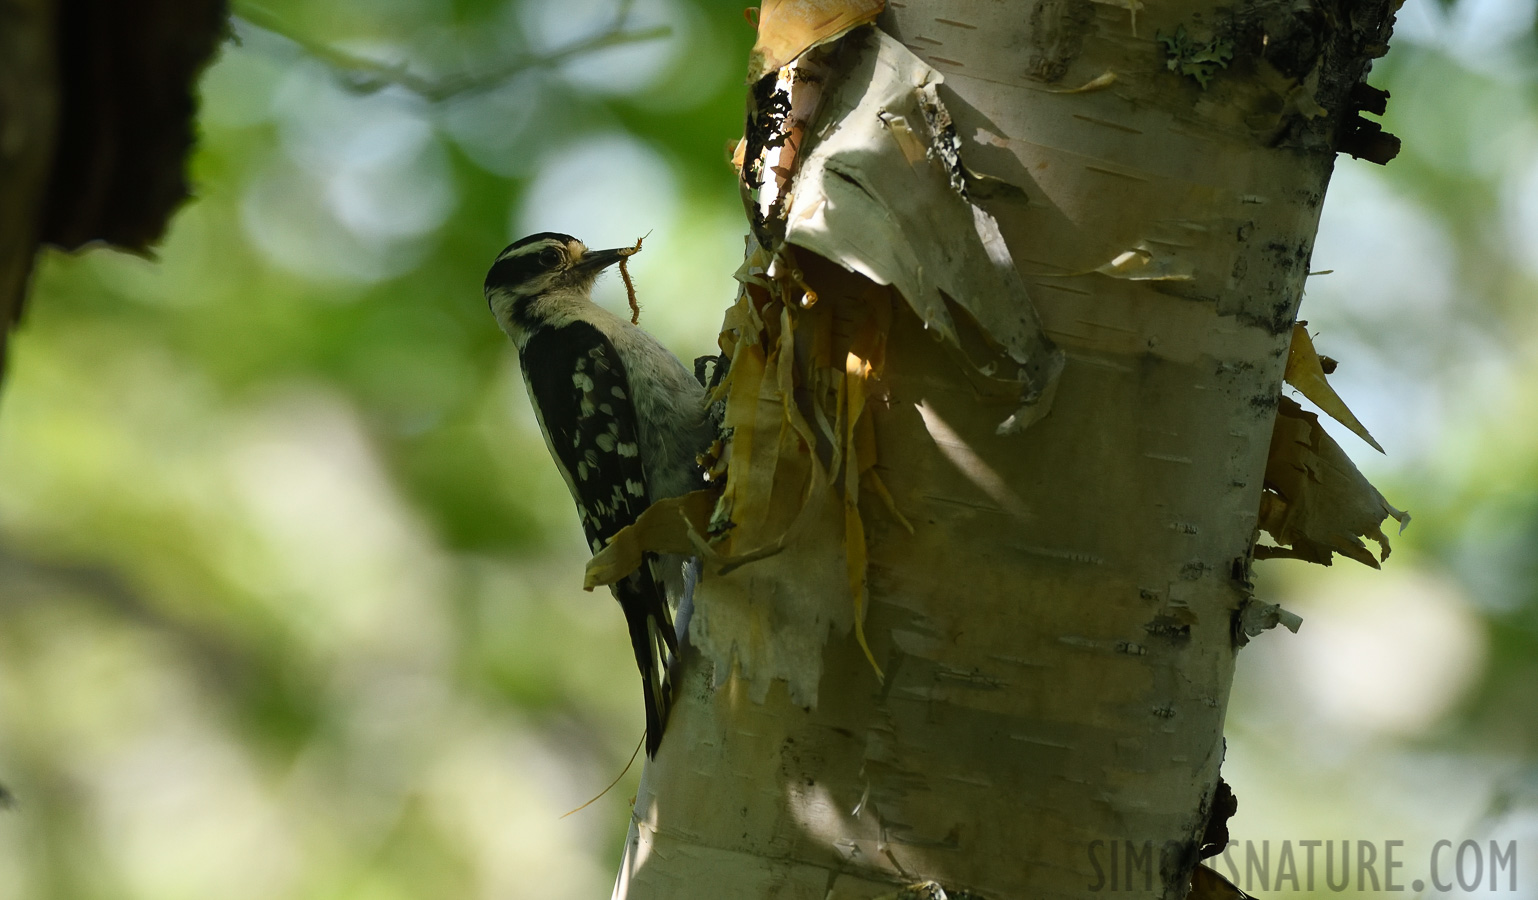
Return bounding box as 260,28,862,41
614,0,1401,896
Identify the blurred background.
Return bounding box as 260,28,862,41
0,0,1532,896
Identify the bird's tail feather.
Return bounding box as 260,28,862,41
618,572,677,757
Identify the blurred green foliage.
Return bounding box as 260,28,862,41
0,1,751,896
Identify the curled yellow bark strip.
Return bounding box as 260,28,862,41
842,348,882,679
747,0,886,82
1046,70,1118,93
1257,396,1408,568
584,491,717,590
1284,322,1383,453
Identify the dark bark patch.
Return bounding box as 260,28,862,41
1024,0,1093,84
742,71,793,245
1199,778,1239,859
1237,300,1297,336
1248,392,1280,413
1144,613,1194,647
40,0,227,251
1339,110,1401,164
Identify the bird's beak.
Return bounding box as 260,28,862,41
573,246,636,275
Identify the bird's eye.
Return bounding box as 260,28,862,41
539,248,563,268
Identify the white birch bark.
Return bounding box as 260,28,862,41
611,1,1399,897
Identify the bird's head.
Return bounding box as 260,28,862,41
484,233,635,339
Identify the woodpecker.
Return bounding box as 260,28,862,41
485,232,713,756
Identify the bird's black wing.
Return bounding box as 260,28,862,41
520,321,676,756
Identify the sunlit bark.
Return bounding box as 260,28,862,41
615,1,1398,897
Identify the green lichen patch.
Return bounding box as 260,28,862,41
1157,25,1234,88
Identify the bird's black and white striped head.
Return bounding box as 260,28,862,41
485,233,632,344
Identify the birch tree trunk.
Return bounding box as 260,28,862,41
607,1,1402,897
